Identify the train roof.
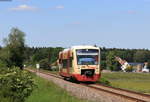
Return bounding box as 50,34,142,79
71,45,99,49
61,45,100,52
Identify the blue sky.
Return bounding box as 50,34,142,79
0,0,150,49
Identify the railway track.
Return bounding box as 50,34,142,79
90,84,150,102
27,68,150,102
82,84,150,102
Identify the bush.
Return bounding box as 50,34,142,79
39,58,51,70
0,67,35,102
0,60,6,68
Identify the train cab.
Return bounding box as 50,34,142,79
58,45,101,82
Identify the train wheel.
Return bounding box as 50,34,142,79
70,77,80,83
64,77,70,81
63,77,67,80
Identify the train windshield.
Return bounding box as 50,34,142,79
76,49,99,65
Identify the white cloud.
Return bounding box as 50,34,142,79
10,4,37,11
55,5,64,9
49,5,64,10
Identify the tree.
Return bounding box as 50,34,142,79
0,48,9,67
106,51,120,71
39,58,51,70
133,50,150,62
3,28,26,69
22,46,63,69
147,60,150,69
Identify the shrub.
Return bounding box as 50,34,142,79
39,58,51,70
0,67,35,102
0,60,6,68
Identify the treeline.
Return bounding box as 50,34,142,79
1,28,150,71
22,46,150,71
101,47,150,71
24,47,63,69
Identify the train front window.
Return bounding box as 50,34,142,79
76,49,99,65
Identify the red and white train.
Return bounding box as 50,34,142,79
58,45,101,82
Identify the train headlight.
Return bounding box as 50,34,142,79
96,68,99,72
78,69,80,73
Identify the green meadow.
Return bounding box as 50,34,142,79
101,72,150,94
26,76,89,102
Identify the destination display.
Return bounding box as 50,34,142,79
76,49,99,55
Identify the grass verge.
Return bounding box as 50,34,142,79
100,72,150,94
26,75,89,102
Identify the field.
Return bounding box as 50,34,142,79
100,72,150,94
26,75,89,102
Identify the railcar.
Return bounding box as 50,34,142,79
58,45,101,82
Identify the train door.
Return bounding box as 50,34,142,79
67,56,73,74
65,51,71,76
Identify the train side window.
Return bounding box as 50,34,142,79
62,59,67,68
69,58,72,67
